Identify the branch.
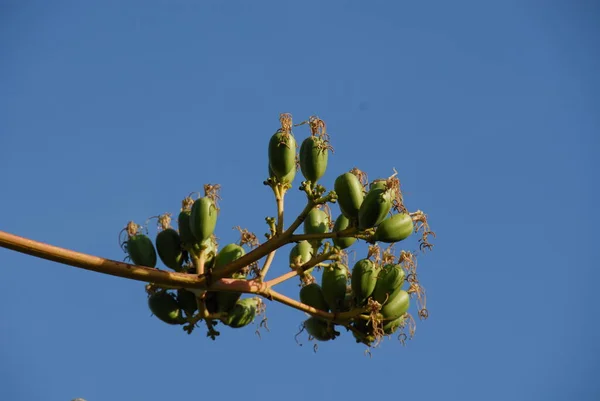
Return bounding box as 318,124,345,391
265,288,366,323
0,229,367,325
0,230,202,288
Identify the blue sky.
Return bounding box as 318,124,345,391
1,1,598,400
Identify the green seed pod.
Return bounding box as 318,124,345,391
155,228,184,271
321,263,348,312
304,317,337,341
341,289,353,312
332,214,356,249
351,258,380,306
190,197,218,243
383,315,406,335
176,289,198,316
126,234,157,268
268,162,296,185
289,241,313,267
299,136,328,184
214,243,245,270
212,243,247,314
268,130,297,181
380,290,410,320
372,264,406,305
334,172,365,221
304,208,330,235
299,283,329,312
374,213,414,244
224,298,259,328
304,207,330,250
358,180,393,230
148,291,185,325
178,209,198,251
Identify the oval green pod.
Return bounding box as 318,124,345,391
224,298,259,328
351,258,380,306
212,243,247,314
156,228,184,271
178,209,199,251
299,135,328,184
380,290,410,320
357,180,393,230
321,263,348,312
374,213,414,244
190,197,218,243
300,283,329,312
127,234,157,268
268,162,296,185
214,243,245,270
304,317,337,341
383,315,406,335
304,208,330,235
148,291,185,325
177,289,198,316
334,172,364,221
372,264,406,304
289,240,313,267
332,214,356,249
304,207,330,250
268,130,297,180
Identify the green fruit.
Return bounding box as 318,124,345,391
304,207,330,250
304,317,337,341
178,210,198,250
177,289,198,316
383,315,406,335
289,241,313,267
299,136,328,184
372,264,406,304
332,214,356,249
268,162,296,185
155,228,184,271
380,290,410,320
334,172,364,221
190,197,218,243
148,291,185,325
214,243,245,270
126,234,157,267
268,130,297,181
342,290,353,312
299,283,329,312
304,208,330,235
212,243,246,314
224,298,259,328
374,213,414,243
358,180,393,229
321,263,348,312
351,259,380,306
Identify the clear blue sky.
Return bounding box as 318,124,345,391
1,1,598,400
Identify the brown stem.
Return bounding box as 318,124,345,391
290,227,358,242
0,229,367,325
0,230,202,288
265,288,366,323
265,250,338,288
259,250,276,281
283,200,315,236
